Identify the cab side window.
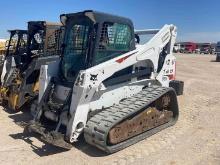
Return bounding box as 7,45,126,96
94,22,132,65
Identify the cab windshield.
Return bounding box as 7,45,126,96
18,33,27,54
7,33,19,55
29,29,44,55
61,23,90,82
7,32,27,56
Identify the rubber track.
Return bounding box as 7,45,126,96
84,86,179,153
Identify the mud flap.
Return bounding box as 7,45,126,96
169,80,184,96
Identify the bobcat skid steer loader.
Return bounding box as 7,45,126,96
26,10,184,153
0,21,62,111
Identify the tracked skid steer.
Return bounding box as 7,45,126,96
25,10,184,153
0,21,62,111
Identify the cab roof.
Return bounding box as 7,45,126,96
8,29,27,33
28,21,62,26
60,10,134,28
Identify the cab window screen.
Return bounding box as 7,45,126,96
29,30,44,55
46,29,63,56
17,33,27,55
20,34,27,48
62,24,89,82
10,34,19,54
95,22,132,65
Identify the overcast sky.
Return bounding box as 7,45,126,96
0,0,219,42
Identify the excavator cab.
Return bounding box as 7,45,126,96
0,21,62,111
26,11,183,153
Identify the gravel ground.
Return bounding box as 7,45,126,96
0,53,219,165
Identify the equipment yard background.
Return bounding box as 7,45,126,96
0,53,219,165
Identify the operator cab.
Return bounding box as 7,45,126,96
60,10,135,82
27,21,62,58
4,30,27,68
19,21,62,70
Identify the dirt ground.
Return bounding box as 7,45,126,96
0,54,220,165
